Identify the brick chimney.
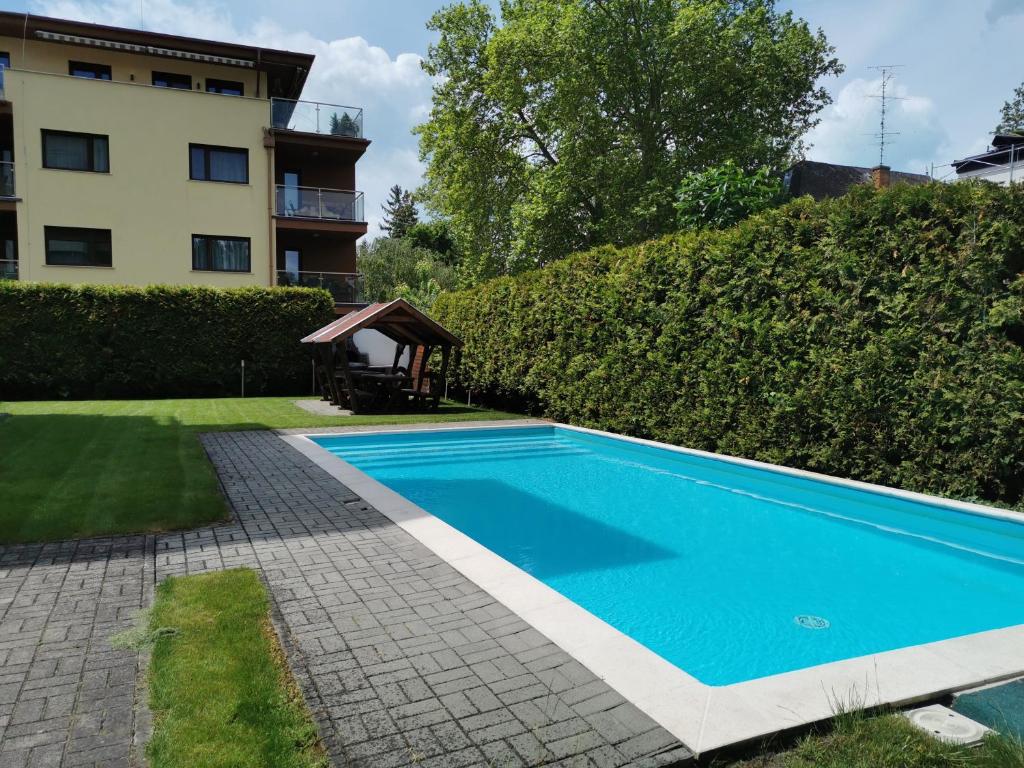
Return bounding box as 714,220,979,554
871,164,891,189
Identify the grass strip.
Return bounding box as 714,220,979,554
145,568,328,768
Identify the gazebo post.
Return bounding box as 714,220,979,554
417,345,433,393
317,343,340,405
391,343,406,374
336,341,361,414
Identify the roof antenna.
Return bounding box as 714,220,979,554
140,0,144,30
866,65,906,166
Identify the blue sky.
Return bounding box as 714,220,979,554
5,0,1024,235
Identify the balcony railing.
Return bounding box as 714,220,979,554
275,185,364,222
0,259,17,280
270,98,363,139
0,161,14,197
277,270,364,304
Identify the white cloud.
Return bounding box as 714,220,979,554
30,0,434,237
804,77,946,174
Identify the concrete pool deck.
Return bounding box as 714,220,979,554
290,420,1024,757
0,422,693,768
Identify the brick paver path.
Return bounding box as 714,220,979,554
1,428,693,767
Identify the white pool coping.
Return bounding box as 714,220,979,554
280,421,1024,756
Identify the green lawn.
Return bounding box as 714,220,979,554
146,568,327,768
0,396,523,544
723,710,1024,768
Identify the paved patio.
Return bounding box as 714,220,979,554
0,426,694,767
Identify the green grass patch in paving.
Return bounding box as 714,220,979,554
723,710,1024,768
145,568,328,768
0,396,523,543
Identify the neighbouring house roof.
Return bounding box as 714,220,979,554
0,11,314,99
301,299,463,348
783,160,931,200
953,133,1024,175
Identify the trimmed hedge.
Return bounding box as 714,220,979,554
434,182,1024,509
0,283,334,399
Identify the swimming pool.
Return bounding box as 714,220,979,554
292,423,1024,751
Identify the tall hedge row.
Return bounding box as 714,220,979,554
434,182,1024,508
0,283,334,399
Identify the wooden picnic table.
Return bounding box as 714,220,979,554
350,370,412,410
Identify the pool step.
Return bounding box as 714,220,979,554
902,704,993,745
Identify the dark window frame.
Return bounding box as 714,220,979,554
44,226,112,267
188,144,249,184
41,129,110,173
152,70,192,89
191,234,252,273
68,60,112,80
206,78,244,96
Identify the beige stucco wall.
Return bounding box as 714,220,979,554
0,36,263,94
7,68,274,287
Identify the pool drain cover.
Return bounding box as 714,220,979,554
903,704,993,745
794,614,830,630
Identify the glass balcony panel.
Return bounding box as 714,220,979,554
270,98,363,139
275,186,364,222
0,161,14,197
275,270,364,304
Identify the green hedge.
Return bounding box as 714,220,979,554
434,182,1024,508
0,283,334,399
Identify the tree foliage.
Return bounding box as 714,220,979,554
416,0,841,283
996,81,1024,133
380,185,419,238
435,181,1024,510
357,237,457,310
406,220,459,265
675,160,784,230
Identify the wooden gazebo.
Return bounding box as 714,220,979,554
301,299,462,414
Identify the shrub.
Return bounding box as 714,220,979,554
434,182,1024,508
0,283,334,399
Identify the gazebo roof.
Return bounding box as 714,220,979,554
301,298,462,348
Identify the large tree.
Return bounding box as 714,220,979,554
415,0,842,282
380,184,419,238
996,82,1024,133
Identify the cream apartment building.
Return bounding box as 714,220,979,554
0,12,369,310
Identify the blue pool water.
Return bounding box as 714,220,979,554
312,426,1024,685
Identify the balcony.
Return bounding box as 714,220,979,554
277,270,364,304
0,161,13,197
270,98,363,139
275,185,364,222
0,259,17,280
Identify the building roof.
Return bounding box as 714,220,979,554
784,160,931,201
953,134,1024,175
301,299,463,348
0,11,314,99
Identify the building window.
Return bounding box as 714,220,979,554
45,226,112,267
0,52,10,69
42,130,110,172
206,78,244,96
69,61,111,80
189,144,248,184
192,235,250,272
153,71,192,89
